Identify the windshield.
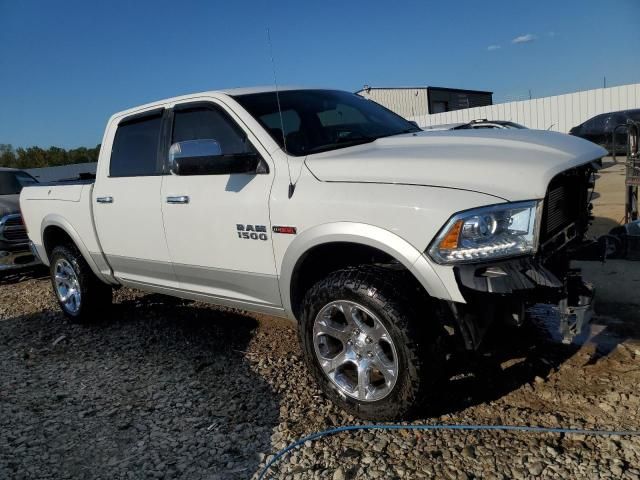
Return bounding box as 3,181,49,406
233,89,421,156
0,171,38,195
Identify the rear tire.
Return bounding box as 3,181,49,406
49,244,112,323
299,266,444,421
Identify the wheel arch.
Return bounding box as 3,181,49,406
280,222,451,320
40,215,113,284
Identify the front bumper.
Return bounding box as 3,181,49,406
448,255,595,349
0,242,41,272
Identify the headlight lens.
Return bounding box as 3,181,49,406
428,201,541,264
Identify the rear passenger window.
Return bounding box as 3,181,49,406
110,113,162,177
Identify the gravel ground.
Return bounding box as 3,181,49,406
1,268,640,479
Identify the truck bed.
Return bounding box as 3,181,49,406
19,181,114,283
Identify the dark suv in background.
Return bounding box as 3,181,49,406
569,109,640,155
0,168,40,272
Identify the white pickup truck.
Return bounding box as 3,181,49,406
21,87,606,420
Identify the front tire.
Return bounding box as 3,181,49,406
49,244,112,323
299,266,444,420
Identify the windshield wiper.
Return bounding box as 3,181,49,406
379,127,421,138
305,136,377,154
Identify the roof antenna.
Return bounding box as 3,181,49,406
267,28,296,199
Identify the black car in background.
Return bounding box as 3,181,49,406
569,109,640,155
0,168,41,272
453,119,528,130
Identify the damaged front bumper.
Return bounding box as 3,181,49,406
448,255,595,350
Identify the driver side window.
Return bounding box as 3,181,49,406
172,106,255,155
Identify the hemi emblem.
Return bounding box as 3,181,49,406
272,226,297,235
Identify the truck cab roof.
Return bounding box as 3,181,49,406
111,86,313,120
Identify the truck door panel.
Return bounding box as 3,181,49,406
161,102,280,307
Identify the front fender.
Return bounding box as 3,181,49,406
278,222,453,317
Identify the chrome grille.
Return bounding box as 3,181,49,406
0,214,28,243
4,216,23,227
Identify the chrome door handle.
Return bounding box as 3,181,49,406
166,195,190,204
96,196,113,204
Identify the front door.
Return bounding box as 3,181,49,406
160,101,280,310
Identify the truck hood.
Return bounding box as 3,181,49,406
305,130,607,201
0,194,20,218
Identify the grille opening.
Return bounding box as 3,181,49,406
4,216,23,227
540,166,593,247
3,230,28,242
1,215,28,243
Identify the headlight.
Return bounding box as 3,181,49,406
428,201,541,264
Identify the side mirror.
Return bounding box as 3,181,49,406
169,139,268,176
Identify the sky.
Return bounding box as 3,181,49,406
1,0,639,149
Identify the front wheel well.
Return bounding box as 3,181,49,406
289,242,428,320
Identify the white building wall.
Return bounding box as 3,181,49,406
358,88,429,119
408,83,640,133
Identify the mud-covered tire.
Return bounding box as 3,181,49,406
49,244,112,323
299,266,444,420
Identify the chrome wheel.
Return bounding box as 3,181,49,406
313,300,399,402
53,258,81,314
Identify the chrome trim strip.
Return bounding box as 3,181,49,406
119,278,288,318
105,254,282,308
166,195,190,204
107,255,177,284
173,262,282,307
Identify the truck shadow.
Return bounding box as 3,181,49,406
0,265,48,285
582,301,640,365
588,216,623,239
431,302,640,417
0,294,280,480
430,321,581,416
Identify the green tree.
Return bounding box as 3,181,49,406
46,146,69,166
16,147,48,168
0,144,17,168
0,144,101,169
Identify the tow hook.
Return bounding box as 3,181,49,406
558,270,595,343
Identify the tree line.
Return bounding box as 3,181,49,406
0,144,100,170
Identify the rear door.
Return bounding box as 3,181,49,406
160,100,280,310
93,109,178,288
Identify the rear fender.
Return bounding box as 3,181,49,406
40,214,117,285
